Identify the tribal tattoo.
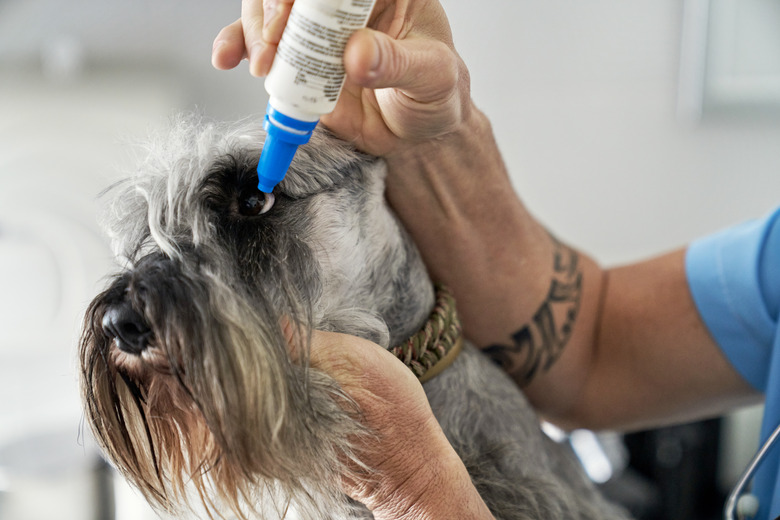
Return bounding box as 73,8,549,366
484,234,582,386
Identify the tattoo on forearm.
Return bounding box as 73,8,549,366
483,235,582,386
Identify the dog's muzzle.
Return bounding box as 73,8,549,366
102,301,152,355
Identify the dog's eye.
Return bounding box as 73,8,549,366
238,190,275,216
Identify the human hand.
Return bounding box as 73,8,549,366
305,328,494,519
211,0,471,158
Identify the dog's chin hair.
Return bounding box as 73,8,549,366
81,287,371,520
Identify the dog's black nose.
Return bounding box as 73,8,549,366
102,302,152,355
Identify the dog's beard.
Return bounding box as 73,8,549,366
78,118,436,518
80,254,368,519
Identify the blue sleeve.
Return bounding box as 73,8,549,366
685,206,780,392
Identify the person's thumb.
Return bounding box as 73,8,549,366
344,28,460,105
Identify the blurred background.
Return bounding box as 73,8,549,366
0,0,778,518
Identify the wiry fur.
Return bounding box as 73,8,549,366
79,115,631,519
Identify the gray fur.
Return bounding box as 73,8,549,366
79,114,631,519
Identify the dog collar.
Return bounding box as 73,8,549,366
390,285,464,383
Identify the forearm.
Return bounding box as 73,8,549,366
389,122,758,429
386,106,556,346
553,250,759,432
382,106,755,431
384,105,604,413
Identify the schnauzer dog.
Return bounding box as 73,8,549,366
79,116,631,519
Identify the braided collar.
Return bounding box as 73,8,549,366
390,285,464,383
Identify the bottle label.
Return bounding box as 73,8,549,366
265,0,375,116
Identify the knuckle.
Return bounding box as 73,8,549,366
243,17,265,39
429,41,460,93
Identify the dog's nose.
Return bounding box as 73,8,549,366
102,302,152,355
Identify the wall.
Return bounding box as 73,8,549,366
448,0,780,265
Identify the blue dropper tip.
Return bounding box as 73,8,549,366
257,103,319,193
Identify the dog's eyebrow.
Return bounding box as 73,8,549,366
199,153,257,187
194,157,254,214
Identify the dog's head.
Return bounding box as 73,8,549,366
79,116,433,518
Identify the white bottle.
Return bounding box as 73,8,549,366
256,0,377,193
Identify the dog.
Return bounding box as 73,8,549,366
79,115,631,519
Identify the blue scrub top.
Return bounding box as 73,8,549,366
687,206,780,520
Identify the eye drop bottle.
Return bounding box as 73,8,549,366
256,0,377,193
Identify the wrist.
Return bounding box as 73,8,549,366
384,102,494,175
383,104,553,349
383,102,521,260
